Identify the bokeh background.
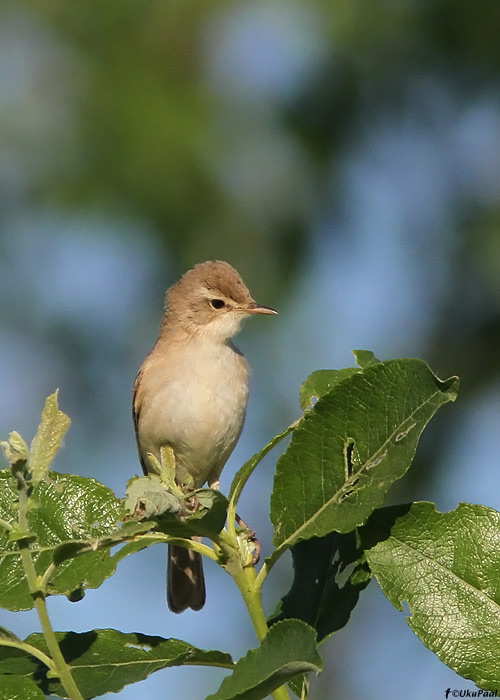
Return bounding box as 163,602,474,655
1,1,500,698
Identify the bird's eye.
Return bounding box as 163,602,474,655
210,299,225,309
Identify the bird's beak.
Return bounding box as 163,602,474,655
245,302,278,316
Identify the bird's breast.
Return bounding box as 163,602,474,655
137,340,250,487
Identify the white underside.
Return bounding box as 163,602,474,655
137,336,249,487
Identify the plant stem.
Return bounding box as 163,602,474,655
226,548,291,700
254,559,269,590
33,594,84,700
16,474,84,700
0,516,13,531
0,639,55,671
38,562,57,592
231,564,269,640
163,536,219,561
254,546,283,590
227,422,298,541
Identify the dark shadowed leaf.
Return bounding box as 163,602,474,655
268,530,371,643
0,675,45,700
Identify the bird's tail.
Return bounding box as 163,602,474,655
167,539,206,613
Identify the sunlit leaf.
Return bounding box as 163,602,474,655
361,502,500,692
271,359,458,558
29,392,71,483
299,368,359,411
0,471,122,610
0,629,233,699
206,620,323,700
0,432,29,467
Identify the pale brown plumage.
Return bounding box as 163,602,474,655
133,260,276,612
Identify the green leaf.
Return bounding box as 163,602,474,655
7,526,36,544
268,531,371,643
351,349,380,368
0,470,122,610
361,502,500,692
29,391,71,483
270,359,458,558
148,490,228,540
110,536,169,568
125,476,228,540
288,674,309,699
124,475,182,518
147,490,228,540
299,350,381,411
206,620,323,700
188,488,228,536
229,424,295,511
0,675,45,700
52,520,154,567
0,432,29,466
0,626,22,644
299,368,359,411
0,629,233,699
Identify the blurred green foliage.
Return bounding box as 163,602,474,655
3,0,499,334
1,2,500,697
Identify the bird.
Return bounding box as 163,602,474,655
132,260,277,612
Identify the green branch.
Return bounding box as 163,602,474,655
0,638,55,672
219,522,292,700
227,422,298,542
15,468,84,700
